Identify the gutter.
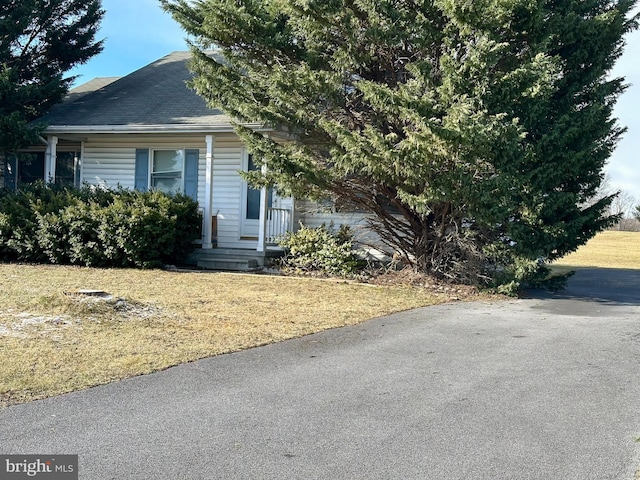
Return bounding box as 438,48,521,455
43,123,271,135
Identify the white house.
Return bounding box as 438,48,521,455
3,51,375,269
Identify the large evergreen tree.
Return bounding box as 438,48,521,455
0,0,104,151
163,0,637,288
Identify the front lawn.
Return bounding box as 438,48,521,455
0,264,483,407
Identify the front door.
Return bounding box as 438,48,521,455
240,154,272,240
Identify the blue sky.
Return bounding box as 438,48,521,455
69,0,640,203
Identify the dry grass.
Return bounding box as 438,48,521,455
553,231,640,270
0,264,487,407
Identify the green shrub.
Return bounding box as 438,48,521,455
96,192,184,268
277,223,364,277
37,202,103,266
0,182,81,262
0,184,201,268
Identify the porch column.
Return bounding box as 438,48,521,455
45,136,58,183
256,164,268,252
74,144,84,187
202,134,214,249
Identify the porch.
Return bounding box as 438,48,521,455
185,247,284,272
190,207,292,271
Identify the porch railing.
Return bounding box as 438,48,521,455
266,207,292,245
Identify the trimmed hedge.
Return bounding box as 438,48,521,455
0,183,201,268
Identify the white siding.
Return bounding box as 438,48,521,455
209,136,295,249
81,135,207,194
211,135,246,248
79,133,254,249
81,144,136,189
296,199,386,253
78,133,312,251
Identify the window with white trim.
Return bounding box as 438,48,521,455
151,149,184,195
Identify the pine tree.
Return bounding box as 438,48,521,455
0,0,104,151
162,0,638,288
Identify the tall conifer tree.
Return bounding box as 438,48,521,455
0,0,104,150
163,0,637,288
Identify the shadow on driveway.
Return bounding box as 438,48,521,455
526,267,640,307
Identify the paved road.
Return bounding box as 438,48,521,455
1,268,639,479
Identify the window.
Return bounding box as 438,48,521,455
135,148,198,200
4,151,79,189
55,152,77,187
18,153,45,185
151,150,184,195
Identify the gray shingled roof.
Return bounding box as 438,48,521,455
39,51,234,128
65,77,121,102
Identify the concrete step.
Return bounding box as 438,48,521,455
186,247,284,270
196,258,262,272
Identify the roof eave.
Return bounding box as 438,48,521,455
43,123,271,135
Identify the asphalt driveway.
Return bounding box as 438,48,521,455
1,268,639,479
